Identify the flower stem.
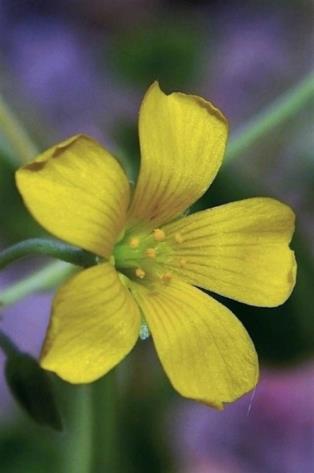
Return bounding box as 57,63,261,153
91,370,119,472
0,93,38,164
65,372,119,473
0,261,76,308
227,70,314,160
65,386,93,473
0,238,97,271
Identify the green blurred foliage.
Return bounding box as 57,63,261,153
0,426,61,473
0,156,43,243
113,121,140,182
108,22,204,90
119,346,173,473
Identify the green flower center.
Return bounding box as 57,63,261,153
113,227,173,282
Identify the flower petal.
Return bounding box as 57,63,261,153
41,263,141,383
130,279,258,408
163,197,296,307
128,82,228,227
16,135,130,257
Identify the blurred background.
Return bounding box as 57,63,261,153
0,1,313,472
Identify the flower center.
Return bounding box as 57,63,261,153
113,227,173,282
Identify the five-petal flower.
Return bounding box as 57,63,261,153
16,82,296,408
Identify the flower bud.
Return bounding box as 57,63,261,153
5,352,63,431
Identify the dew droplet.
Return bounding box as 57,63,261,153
139,322,150,340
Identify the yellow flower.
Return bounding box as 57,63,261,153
16,82,296,409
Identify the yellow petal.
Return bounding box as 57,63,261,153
130,279,258,408
16,135,130,257
41,263,140,383
164,197,296,307
128,82,228,227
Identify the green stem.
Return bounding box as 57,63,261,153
91,370,119,472
0,261,76,308
0,238,98,270
226,70,314,160
65,386,93,473
0,93,38,164
65,374,118,473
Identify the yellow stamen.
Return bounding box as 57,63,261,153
160,271,172,283
179,258,187,268
153,228,166,241
135,268,146,279
129,237,139,249
174,232,184,244
145,247,157,259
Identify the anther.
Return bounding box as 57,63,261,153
135,268,146,279
174,232,184,244
145,247,157,259
153,228,166,241
160,272,172,283
129,237,139,249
